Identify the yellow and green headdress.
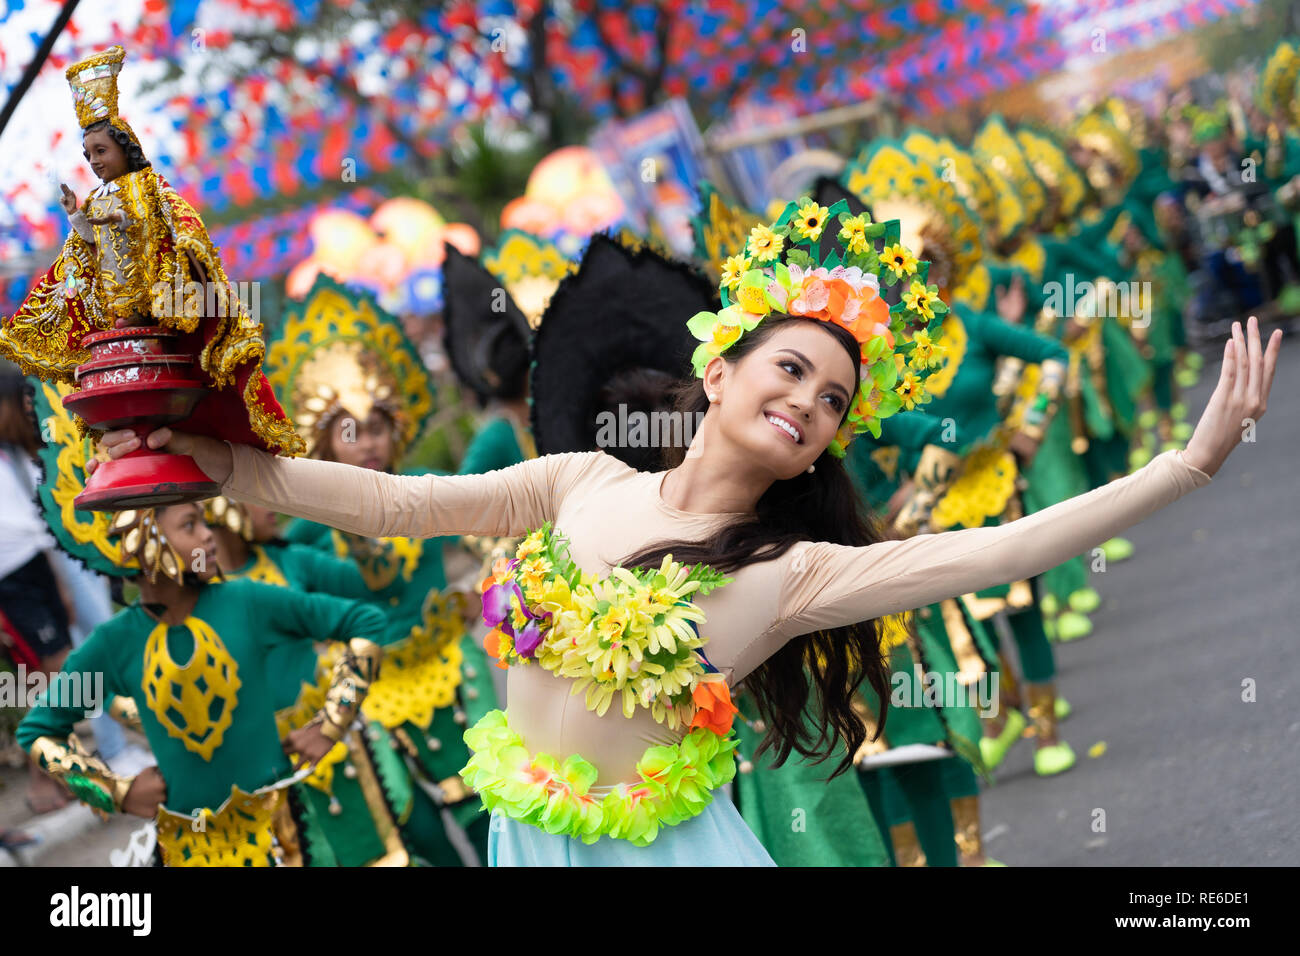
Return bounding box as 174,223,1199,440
65,45,143,151
1069,107,1140,196
1188,103,1230,145
842,139,985,302
690,182,766,286
686,195,949,456
898,130,1005,236
264,275,433,461
1015,125,1088,222
974,116,1049,230
481,230,577,330
30,378,185,583
1258,40,1300,119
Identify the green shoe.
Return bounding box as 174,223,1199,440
1172,421,1193,441
1100,537,1134,563
1055,611,1093,642
1278,283,1300,314
1067,587,1100,614
1137,408,1159,430
1034,741,1077,776
980,709,1027,771
1054,696,1073,721
1040,593,1060,617
1129,446,1153,470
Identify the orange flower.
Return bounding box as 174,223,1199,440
688,679,738,736
838,290,890,342
484,627,510,669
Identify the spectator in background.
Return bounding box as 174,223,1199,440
0,362,75,814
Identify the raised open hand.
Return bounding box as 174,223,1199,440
1182,316,1282,478
59,183,78,216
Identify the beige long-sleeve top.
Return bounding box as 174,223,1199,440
221,444,1211,785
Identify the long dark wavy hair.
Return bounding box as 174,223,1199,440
621,314,894,778
83,119,151,173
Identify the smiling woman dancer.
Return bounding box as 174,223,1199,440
94,199,1281,866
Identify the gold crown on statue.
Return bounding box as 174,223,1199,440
65,45,141,147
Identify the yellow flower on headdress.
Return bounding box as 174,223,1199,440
908,329,944,370
735,282,771,316
792,202,830,242
879,243,918,280
838,214,872,255
719,254,752,290
895,370,924,410
747,224,785,263
902,280,937,320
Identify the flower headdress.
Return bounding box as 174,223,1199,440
686,196,948,456
65,45,143,151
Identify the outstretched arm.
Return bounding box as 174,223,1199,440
92,429,605,540
777,317,1281,637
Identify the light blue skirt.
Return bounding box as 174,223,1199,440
488,796,777,866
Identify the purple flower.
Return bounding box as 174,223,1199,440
482,580,524,633
515,619,543,658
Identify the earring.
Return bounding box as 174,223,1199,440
806,464,815,474
707,393,718,403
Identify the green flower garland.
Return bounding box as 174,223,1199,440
461,710,738,847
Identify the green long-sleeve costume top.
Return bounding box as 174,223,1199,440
223,540,377,712
923,309,1068,451
285,469,453,649
17,578,385,815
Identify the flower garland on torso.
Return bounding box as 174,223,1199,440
463,526,746,846
479,525,737,734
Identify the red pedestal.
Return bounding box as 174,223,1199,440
65,327,220,512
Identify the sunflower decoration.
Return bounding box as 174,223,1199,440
685,195,949,456
264,274,433,461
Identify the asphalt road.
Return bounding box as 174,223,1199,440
980,328,1300,866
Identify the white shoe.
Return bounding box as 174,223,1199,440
106,744,156,777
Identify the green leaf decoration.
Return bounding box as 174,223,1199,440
870,358,898,389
